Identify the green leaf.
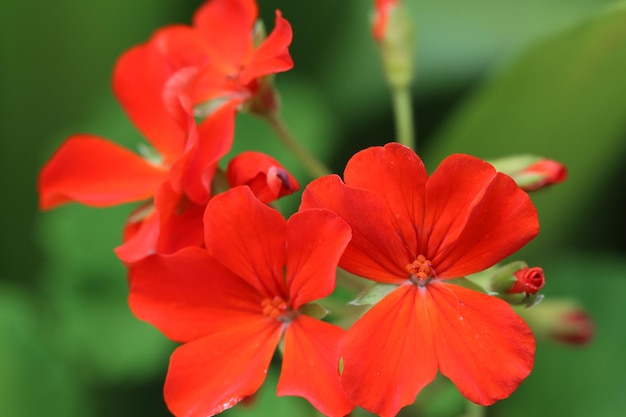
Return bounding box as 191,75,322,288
425,4,626,258
349,282,400,306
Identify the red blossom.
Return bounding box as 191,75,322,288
551,311,595,345
128,187,354,417
39,98,236,263
509,267,545,295
301,142,539,416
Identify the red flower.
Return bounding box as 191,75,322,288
301,143,539,416
116,0,293,121
508,267,545,295
129,187,354,417
226,151,299,203
38,99,236,263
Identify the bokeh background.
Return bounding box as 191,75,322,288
1,0,625,416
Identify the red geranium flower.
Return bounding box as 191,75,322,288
301,143,539,417
115,0,293,122
38,100,236,263
129,186,354,417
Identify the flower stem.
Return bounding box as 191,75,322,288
391,85,416,150
463,400,486,417
262,112,331,178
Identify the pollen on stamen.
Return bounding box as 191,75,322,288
406,254,434,285
261,296,294,322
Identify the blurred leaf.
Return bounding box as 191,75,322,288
425,4,626,258
37,204,172,383
0,285,86,417
492,253,626,416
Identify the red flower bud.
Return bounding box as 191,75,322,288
520,159,567,191
372,0,399,41
551,311,595,345
508,267,545,295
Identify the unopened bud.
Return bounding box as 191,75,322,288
490,155,567,192
372,0,414,89
226,152,299,204
508,267,545,296
517,299,594,346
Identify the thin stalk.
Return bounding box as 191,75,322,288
463,400,486,417
391,86,416,150
263,111,331,178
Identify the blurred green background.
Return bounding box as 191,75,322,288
1,0,625,416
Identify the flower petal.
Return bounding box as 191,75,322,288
128,247,263,342
340,284,438,417
204,186,288,298
343,143,427,256
301,175,409,284
239,11,294,85
38,135,166,209
164,319,282,417
115,207,160,264
112,41,188,161
193,0,257,73
285,209,351,309
278,316,353,417
425,281,535,405
430,163,539,277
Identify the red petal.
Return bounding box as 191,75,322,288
38,135,166,209
193,0,257,74
239,11,294,85
301,175,409,284
112,41,187,161
227,151,299,203
425,282,535,405
170,103,236,204
154,182,207,256
343,143,427,256
340,284,438,417
278,316,353,417
203,186,288,298
286,209,351,309
115,207,160,264
427,157,538,277
164,319,282,417
128,247,264,343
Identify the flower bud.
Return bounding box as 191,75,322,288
517,299,594,346
508,267,545,296
372,0,414,89
490,155,567,191
226,152,299,203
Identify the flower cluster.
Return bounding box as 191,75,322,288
37,1,575,416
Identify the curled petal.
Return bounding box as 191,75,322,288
340,284,437,417
112,43,187,161
278,316,353,417
164,320,282,417
38,135,166,209
240,11,294,85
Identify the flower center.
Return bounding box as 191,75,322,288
261,296,295,322
406,255,434,286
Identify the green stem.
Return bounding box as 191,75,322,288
391,86,416,150
262,111,331,178
463,400,486,417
